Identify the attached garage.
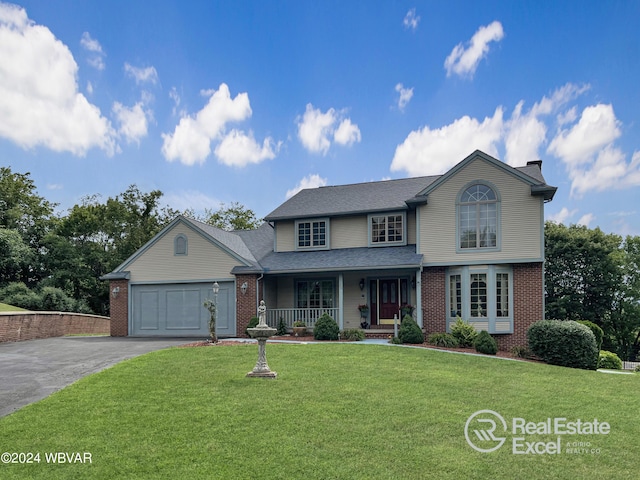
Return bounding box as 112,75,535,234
130,281,235,337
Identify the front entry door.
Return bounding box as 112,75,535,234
370,278,408,325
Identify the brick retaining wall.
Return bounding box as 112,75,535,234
0,312,110,343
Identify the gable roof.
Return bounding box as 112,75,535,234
265,150,556,222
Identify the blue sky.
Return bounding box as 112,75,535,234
1,1,639,235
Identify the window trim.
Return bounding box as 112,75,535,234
445,265,513,334
367,212,407,247
295,279,336,309
295,218,330,251
456,181,501,253
174,234,188,256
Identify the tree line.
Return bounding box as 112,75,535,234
1,167,638,359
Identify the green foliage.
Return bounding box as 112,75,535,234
473,330,498,355
313,313,340,340
245,316,259,336
0,228,32,284
341,329,365,341
0,282,41,310
39,286,76,312
276,317,288,336
193,202,262,231
427,332,459,348
598,350,623,370
389,336,402,344
398,315,424,344
577,320,604,350
635,364,640,373
510,345,532,358
527,320,599,370
450,317,478,347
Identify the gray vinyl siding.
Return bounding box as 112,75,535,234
275,221,295,252
419,158,543,264
331,216,368,249
126,223,240,282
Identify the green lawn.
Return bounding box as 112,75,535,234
0,302,27,312
0,344,638,479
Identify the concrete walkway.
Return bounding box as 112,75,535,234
0,336,188,418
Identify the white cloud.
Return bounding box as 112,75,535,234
112,101,148,145
161,83,252,165
214,129,279,167
444,21,504,78
0,4,116,155
334,118,361,146
403,8,420,31
395,83,414,111
286,174,328,199
577,213,595,227
297,104,360,155
124,63,159,85
391,107,504,176
546,207,577,224
163,190,221,213
169,86,182,116
80,32,105,70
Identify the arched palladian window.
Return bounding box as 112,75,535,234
458,183,499,250
174,234,188,256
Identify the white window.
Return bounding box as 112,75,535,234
174,234,187,256
458,183,498,250
296,219,329,250
296,280,334,309
446,266,512,333
369,213,406,246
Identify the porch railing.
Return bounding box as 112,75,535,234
266,308,339,329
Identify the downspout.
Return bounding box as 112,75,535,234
416,264,423,328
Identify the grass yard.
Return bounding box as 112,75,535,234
0,343,638,479
0,303,27,312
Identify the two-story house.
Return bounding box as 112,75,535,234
104,150,556,350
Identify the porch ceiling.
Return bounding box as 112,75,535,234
254,245,423,274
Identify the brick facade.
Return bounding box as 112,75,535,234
0,312,110,343
420,263,543,351
235,274,261,337
109,279,129,336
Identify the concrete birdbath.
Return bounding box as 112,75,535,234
246,300,277,378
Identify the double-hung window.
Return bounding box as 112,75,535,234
369,213,406,246
296,219,329,250
458,183,499,250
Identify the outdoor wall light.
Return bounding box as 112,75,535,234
240,282,248,295
111,286,120,298
212,281,220,296
359,278,365,291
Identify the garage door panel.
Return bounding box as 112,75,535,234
131,282,235,337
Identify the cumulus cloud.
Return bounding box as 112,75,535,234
297,104,361,155
163,190,221,213
214,129,280,167
546,207,577,224
161,83,252,165
577,213,595,227
112,101,148,145
0,4,116,155
444,21,504,78
403,8,420,31
391,107,504,176
80,31,105,70
395,83,414,111
286,174,328,199
124,63,159,85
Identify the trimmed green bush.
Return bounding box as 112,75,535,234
341,329,365,341
245,316,259,336
474,330,498,355
577,320,604,350
314,313,340,340
598,350,623,370
276,317,288,336
527,320,598,370
510,345,531,359
398,315,424,344
427,333,459,348
450,317,477,347
389,336,402,344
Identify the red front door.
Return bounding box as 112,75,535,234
370,279,408,325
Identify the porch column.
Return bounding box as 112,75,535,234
338,273,344,329
416,268,423,328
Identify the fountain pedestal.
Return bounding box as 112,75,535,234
246,300,277,378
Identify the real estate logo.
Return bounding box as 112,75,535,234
464,410,609,455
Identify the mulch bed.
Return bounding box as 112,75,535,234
179,336,537,362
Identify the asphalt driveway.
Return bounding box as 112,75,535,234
0,336,190,418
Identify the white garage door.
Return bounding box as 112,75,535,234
131,282,235,337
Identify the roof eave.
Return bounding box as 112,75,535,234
531,185,557,201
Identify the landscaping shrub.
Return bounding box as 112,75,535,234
341,328,365,341
276,317,288,336
0,282,41,310
473,330,498,355
577,320,604,350
39,286,76,312
450,317,477,347
398,315,424,344
635,365,640,373
510,345,531,359
427,332,459,348
389,336,402,344
527,320,598,370
245,316,259,336
598,350,623,370
314,313,340,340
